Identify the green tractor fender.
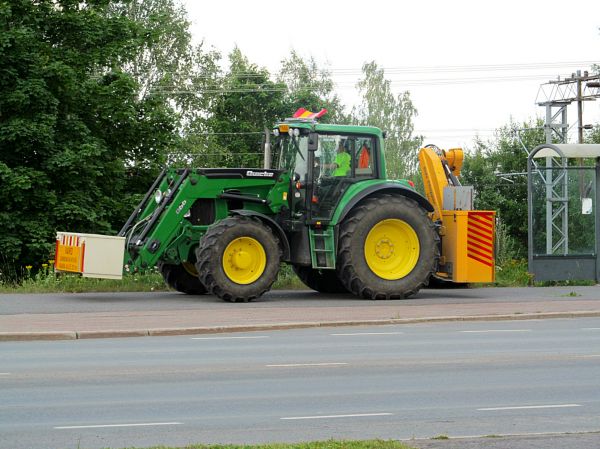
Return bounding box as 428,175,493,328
331,182,434,226
229,209,291,261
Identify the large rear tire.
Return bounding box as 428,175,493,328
158,262,207,295
195,216,281,302
337,194,439,299
292,265,348,294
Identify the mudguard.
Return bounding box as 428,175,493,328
229,210,291,261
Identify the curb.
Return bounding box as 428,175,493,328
1,310,600,342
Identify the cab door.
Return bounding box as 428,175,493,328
308,133,377,221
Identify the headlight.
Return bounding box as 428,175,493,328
154,189,163,204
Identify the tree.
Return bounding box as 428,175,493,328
461,120,546,258
0,0,176,277
278,50,347,123
194,47,287,168
109,0,221,128
352,61,422,179
106,0,221,194
108,0,191,100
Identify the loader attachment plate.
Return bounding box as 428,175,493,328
55,232,125,279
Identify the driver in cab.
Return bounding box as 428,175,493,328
323,141,351,176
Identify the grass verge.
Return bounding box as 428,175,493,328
112,440,416,449
493,259,596,287
2,259,595,294
0,263,307,294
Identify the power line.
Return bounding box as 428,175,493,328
149,60,598,78
148,71,588,96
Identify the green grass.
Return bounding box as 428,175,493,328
109,440,416,449
493,259,533,287
273,264,308,290
0,263,307,294
2,258,595,294
0,270,168,294
493,258,596,287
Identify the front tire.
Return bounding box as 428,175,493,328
195,216,281,302
158,262,207,295
337,194,439,299
292,265,348,293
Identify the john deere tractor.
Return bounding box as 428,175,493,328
55,113,495,301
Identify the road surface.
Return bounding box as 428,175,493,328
3,286,600,315
1,317,599,449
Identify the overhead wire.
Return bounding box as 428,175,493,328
114,60,598,95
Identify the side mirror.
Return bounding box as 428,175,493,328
308,132,318,151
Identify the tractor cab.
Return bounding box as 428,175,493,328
273,119,381,224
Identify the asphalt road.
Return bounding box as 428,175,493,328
2,285,600,315
1,318,599,449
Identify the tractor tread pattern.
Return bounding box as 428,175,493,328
158,262,207,295
337,194,440,300
195,216,281,303
292,265,348,294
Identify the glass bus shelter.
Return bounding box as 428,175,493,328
528,143,600,282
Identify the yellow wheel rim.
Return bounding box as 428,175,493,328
182,261,198,277
222,237,267,285
364,219,420,280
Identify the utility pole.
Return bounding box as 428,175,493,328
263,128,271,169
537,70,600,143
577,74,584,143
535,70,600,255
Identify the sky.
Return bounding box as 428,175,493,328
183,0,600,149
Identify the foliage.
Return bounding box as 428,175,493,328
106,0,222,222
278,50,347,124
273,264,307,290
0,264,167,293
493,259,532,287
0,262,307,293
109,0,192,102
461,120,545,256
109,0,223,169
0,0,188,280
493,258,595,287
588,124,600,144
181,47,287,168
352,62,422,179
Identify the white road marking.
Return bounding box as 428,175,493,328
55,422,182,429
281,412,392,420
582,328,600,330
331,332,405,336
0,373,10,376
461,329,532,333
266,362,348,367
580,354,600,358
478,404,581,411
191,336,269,340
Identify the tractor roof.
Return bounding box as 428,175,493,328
277,118,383,138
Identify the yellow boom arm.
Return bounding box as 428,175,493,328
418,146,495,284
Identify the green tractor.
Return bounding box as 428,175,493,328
57,112,494,300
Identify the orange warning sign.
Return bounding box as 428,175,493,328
55,234,85,273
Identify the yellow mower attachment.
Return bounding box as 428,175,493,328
419,146,495,283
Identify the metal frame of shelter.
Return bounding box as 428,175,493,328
527,143,600,282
